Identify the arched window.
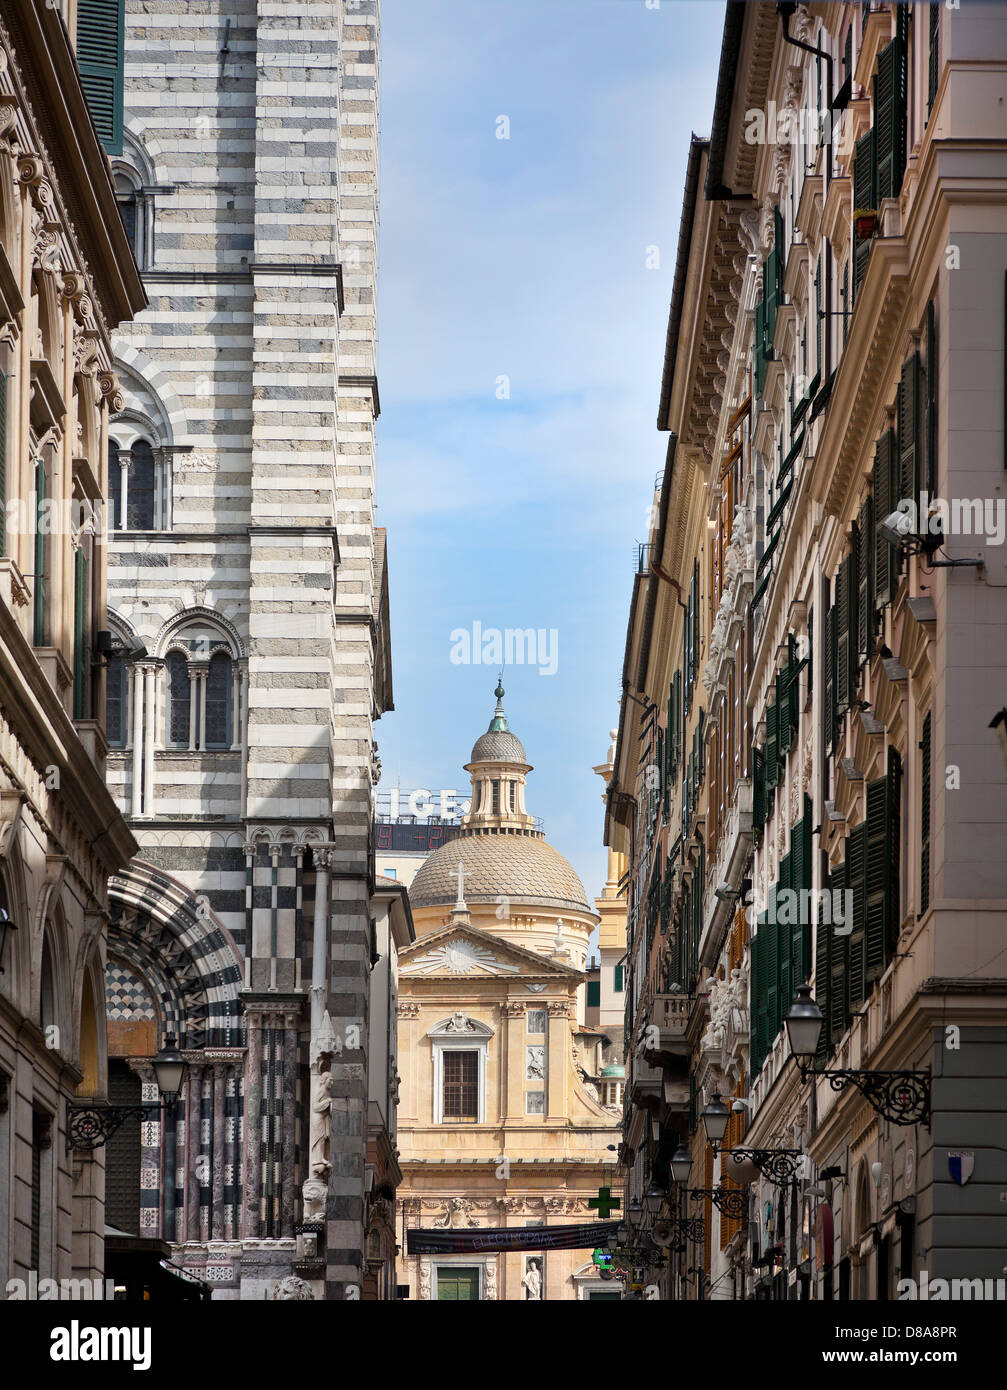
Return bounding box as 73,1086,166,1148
166,651,191,748
40,933,55,1034
126,440,155,530
108,438,158,531
106,654,127,747
205,651,232,749
114,171,140,261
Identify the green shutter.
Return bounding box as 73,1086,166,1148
928,3,940,115
587,980,601,1009
778,855,792,1032
874,37,907,203
898,352,920,508
752,917,767,1074
765,902,778,1058
873,429,896,609
857,495,874,664
865,774,889,983
835,556,851,718
847,820,867,1010
76,0,125,156
852,129,876,304
925,301,937,493
755,295,767,399
828,860,849,1043
753,745,765,838
824,603,836,754
814,882,831,1065
920,713,931,916
887,747,902,955
765,699,779,789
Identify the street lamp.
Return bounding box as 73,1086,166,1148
701,1090,731,1149
67,1035,189,1151
645,1181,666,1220
670,1144,693,1187
0,907,16,974
784,985,931,1126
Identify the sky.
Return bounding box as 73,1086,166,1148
374,0,725,898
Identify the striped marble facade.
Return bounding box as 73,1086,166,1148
103,0,387,1299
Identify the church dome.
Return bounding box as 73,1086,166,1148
470,728,527,763
408,832,593,915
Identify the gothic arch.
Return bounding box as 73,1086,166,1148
112,347,188,445
108,860,244,1048
154,606,246,661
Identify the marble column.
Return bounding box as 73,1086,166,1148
211,1063,225,1240
281,1018,298,1235
130,663,143,816
184,1063,203,1242
143,663,156,813
243,1021,262,1238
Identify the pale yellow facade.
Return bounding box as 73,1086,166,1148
397,690,622,1300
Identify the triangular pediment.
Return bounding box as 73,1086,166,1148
399,923,582,978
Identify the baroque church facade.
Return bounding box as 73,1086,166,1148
397,689,622,1300
87,0,392,1298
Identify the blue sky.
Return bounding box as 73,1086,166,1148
375,0,724,897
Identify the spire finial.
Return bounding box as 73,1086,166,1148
488,679,509,732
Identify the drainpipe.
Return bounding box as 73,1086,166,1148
778,1,834,188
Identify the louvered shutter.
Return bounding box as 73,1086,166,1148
778,853,792,1033
887,748,902,954
76,0,125,155
873,429,896,608
847,820,867,1010
824,603,836,754
865,776,888,983
852,129,876,302
898,353,920,508
753,744,765,836
836,556,851,717
925,301,937,493
920,712,932,915
875,37,906,203
828,860,849,1043
766,698,779,790
777,666,791,757
928,3,940,114
755,296,767,398
857,495,873,663
814,880,831,1065
807,607,813,696
797,798,813,980
765,898,779,1055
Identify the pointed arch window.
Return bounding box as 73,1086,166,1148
205,651,232,749
166,651,191,749
109,438,164,531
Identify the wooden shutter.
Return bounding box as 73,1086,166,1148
76,0,125,156
824,603,836,754
873,429,896,609
898,353,920,507
796,798,813,980
755,295,767,398
925,301,937,492
752,916,767,1074
920,712,932,915
778,853,792,1033
874,37,906,203
828,860,849,1043
852,129,875,301
865,776,888,983
814,881,831,1065
765,902,778,1061
857,495,874,664
887,748,902,954
928,3,940,114
807,607,813,697
33,458,47,645
765,699,779,790
847,820,867,1010
73,544,91,719
835,556,851,717
752,745,764,837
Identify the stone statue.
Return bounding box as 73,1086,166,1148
273,1275,314,1301
433,1197,478,1229
309,1068,335,1178
522,1257,543,1300
301,1176,328,1222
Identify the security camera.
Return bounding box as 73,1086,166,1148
879,508,916,547
714,882,736,903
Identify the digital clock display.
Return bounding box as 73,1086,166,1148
375,823,465,854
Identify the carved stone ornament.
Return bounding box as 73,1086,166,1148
301,1176,327,1222
273,1275,314,1301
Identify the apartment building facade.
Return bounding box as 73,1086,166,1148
607,0,1007,1300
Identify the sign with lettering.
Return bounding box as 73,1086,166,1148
407,1221,618,1255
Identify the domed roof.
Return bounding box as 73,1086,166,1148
470,728,527,763
600,1064,626,1079
468,680,527,765
409,832,593,915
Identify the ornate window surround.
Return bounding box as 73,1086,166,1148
427,1014,493,1125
